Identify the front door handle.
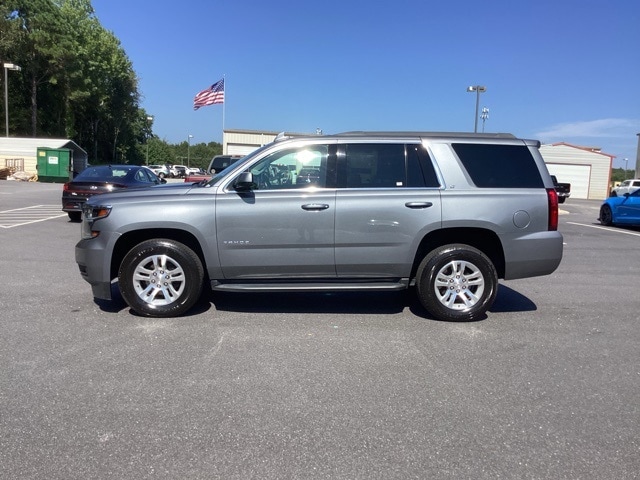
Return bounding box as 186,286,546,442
301,203,330,211
405,202,433,209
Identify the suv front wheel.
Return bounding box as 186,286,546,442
118,239,204,317
416,244,498,322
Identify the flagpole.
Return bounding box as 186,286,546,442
222,75,226,151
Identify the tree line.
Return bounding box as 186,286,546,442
611,168,636,184
1,0,220,167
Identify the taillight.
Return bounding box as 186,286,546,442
63,182,70,192
546,188,558,231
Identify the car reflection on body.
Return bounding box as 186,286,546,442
62,165,165,222
599,188,640,227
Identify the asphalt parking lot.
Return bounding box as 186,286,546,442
1,180,638,479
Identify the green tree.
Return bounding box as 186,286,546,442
138,136,175,166
170,141,222,169
611,167,635,184
1,0,142,164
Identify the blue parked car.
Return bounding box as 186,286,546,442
599,189,640,226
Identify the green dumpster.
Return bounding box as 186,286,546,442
36,148,72,183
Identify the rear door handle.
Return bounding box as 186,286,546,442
301,203,330,211
405,202,433,209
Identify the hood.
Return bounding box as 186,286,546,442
86,182,196,205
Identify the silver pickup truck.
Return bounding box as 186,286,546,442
75,131,563,322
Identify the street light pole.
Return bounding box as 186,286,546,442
4,62,22,137
145,115,153,165
623,157,628,179
467,85,487,133
187,134,193,167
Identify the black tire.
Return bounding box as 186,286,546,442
118,239,204,317
416,244,498,322
599,204,613,226
610,191,617,197
67,211,82,222
558,197,566,204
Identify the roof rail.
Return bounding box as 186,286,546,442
335,131,516,139
274,132,288,142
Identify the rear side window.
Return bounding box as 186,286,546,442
345,144,405,187
452,143,543,188
343,143,440,188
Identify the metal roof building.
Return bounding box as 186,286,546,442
540,143,614,201
0,137,87,176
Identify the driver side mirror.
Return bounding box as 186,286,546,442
234,171,255,191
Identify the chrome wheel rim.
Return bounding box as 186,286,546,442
433,260,485,311
132,254,186,306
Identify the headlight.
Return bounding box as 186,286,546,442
81,204,111,239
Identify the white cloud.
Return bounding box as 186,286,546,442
536,118,640,140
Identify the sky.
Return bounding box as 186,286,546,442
92,0,640,169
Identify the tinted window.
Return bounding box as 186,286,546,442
344,144,404,187
343,144,439,188
452,143,543,188
134,169,148,182
140,168,157,183
408,144,440,187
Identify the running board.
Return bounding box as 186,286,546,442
210,279,410,293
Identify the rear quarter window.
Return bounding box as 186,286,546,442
452,143,543,188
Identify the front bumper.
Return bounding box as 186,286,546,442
75,237,113,300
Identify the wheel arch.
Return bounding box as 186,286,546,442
411,228,505,280
111,229,206,280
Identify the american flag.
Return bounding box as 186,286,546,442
193,79,224,110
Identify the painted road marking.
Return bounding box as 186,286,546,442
567,221,640,237
0,205,67,228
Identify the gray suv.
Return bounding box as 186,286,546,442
75,132,563,321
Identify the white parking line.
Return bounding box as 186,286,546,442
0,205,67,228
567,221,640,237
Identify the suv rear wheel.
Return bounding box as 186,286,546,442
416,244,498,322
118,239,204,317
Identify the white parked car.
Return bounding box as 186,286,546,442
170,165,188,178
611,179,640,196
147,164,170,178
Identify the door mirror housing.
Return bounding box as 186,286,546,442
234,171,255,191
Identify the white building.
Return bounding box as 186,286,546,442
223,129,309,156
539,143,613,200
